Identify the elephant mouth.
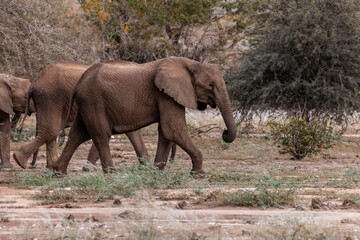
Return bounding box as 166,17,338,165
197,102,207,111
208,96,216,108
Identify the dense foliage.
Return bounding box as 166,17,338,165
268,117,338,160
79,0,246,63
0,0,98,79
227,0,360,124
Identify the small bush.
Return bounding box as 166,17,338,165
268,117,338,160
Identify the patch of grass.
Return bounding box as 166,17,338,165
187,123,198,135
254,218,342,240
209,170,242,182
10,168,55,188
340,194,360,208
216,176,299,208
218,139,230,149
0,211,9,223
11,163,191,202
34,189,78,205
110,163,191,197
326,167,360,188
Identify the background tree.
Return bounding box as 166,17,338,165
0,0,99,79
227,0,360,125
79,0,246,63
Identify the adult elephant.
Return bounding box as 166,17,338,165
50,57,236,174
13,62,175,169
0,74,34,168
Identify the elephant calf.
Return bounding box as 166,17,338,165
0,74,34,168
50,57,236,174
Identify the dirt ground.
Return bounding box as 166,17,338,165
1,114,360,239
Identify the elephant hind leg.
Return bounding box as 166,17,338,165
13,135,47,169
51,114,90,174
87,143,99,165
91,137,113,173
30,127,39,167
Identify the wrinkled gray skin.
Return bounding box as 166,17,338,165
50,57,236,174
13,62,174,169
0,74,34,168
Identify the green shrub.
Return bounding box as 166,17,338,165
268,117,338,160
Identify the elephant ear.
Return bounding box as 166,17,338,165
0,78,14,116
154,57,198,109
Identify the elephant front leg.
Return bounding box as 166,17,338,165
172,131,204,174
91,139,114,173
0,115,12,168
126,130,150,165
154,125,173,169
160,120,204,174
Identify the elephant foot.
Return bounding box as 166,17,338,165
190,169,207,179
47,162,67,175
103,167,116,174
154,162,166,170
13,151,28,169
0,162,13,169
52,171,66,178
29,164,37,169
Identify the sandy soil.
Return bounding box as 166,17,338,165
1,184,360,239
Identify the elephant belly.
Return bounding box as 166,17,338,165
112,117,158,134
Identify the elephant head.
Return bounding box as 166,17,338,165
155,57,237,143
0,78,14,116
0,74,33,115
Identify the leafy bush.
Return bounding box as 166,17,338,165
268,117,338,160
79,0,245,63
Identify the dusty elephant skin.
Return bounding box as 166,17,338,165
51,57,237,174
0,74,33,168
12,62,163,169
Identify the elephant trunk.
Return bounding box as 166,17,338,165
216,85,237,143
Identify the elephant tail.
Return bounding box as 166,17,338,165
16,87,34,133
